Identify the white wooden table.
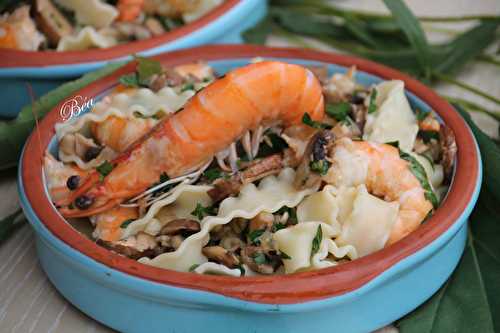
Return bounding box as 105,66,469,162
1,1,498,332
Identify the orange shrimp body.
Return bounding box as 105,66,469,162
60,61,324,217
117,0,145,22
325,138,433,245
90,115,157,153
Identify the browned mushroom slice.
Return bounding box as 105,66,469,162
439,124,457,180
249,212,274,233
241,246,274,275
208,154,283,202
98,232,158,259
34,0,73,46
160,219,200,236
202,246,240,268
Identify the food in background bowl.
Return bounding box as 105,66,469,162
0,0,225,51
45,58,457,276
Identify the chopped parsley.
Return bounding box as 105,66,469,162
416,109,430,122
181,82,195,92
203,168,226,182
252,252,267,265
191,203,217,221
367,89,378,114
248,229,265,245
188,264,200,272
280,251,292,260
119,56,163,88
120,219,134,229
399,151,439,208
302,112,332,129
272,222,287,232
385,141,400,148
309,160,331,175
119,73,140,87
96,161,114,181
325,102,351,122
237,265,246,275
311,225,323,257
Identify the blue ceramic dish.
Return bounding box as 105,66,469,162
0,0,266,118
18,45,482,333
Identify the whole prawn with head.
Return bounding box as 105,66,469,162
57,61,325,218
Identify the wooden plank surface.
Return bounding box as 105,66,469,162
0,1,498,332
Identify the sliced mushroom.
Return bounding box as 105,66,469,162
34,0,73,46
115,22,152,41
351,104,367,134
220,236,244,252
202,246,240,268
208,154,283,202
144,17,166,36
241,246,274,275
249,212,273,232
159,219,200,236
156,234,184,251
99,232,158,259
439,124,457,180
294,130,335,189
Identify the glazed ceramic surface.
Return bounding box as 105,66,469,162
0,0,266,118
19,45,482,333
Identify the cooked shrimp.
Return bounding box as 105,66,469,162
92,206,139,241
0,6,45,51
58,61,324,217
90,115,158,153
324,137,433,244
117,0,145,22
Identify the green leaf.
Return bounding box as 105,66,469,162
302,112,331,129
382,0,431,77
188,264,200,272
416,108,430,122
434,20,500,75
325,102,351,121
120,219,134,229
309,160,331,176
419,130,440,143
0,209,26,245
248,229,265,245
191,203,216,221
399,151,439,208
96,161,114,179
280,251,292,260
0,62,125,170
368,89,378,114
253,252,267,265
311,225,322,256
119,73,140,87
181,82,195,92
136,56,163,84
203,168,225,182
242,14,274,44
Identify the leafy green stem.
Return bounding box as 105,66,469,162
443,95,500,121
433,72,500,105
476,54,500,67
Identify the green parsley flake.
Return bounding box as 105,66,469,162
120,219,134,229
302,113,331,129
96,161,114,180
203,168,225,182
309,160,331,176
248,229,265,245
325,102,351,121
136,56,163,84
280,251,292,260
253,252,267,265
191,203,216,221
188,264,200,272
367,89,378,114
181,83,195,92
399,151,439,208
311,225,323,257
119,73,139,87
